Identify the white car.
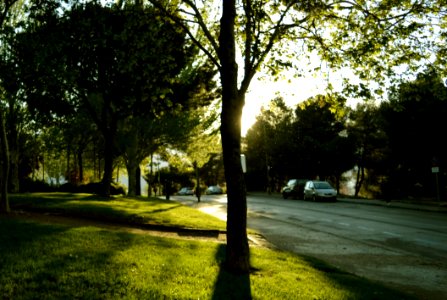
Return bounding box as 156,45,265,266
177,187,194,195
303,180,337,202
205,185,223,195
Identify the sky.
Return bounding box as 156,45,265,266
242,76,324,136
241,66,364,136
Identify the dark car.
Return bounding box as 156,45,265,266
303,180,337,202
281,179,309,199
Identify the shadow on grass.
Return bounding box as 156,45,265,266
0,216,69,252
9,193,181,222
9,193,96,209
212,244,252,300
299,254,416,300
0,217,168,299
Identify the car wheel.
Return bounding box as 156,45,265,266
282,193,288,199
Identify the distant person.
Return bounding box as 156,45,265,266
165,181,172,200
195,186,201,202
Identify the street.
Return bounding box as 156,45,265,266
172,193,447,299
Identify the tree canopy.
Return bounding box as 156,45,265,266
7,2,201,195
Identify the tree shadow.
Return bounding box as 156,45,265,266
0,216,70,252
0,218,159,298
212,244,252,300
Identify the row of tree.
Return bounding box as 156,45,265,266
244,69,447,201
0,1,220,198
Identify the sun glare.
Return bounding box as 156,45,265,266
242,76,326,136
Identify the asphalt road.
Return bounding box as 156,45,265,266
172,193,447,299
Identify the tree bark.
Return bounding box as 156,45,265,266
135,166,141,196
0,108,10,213
101,126,116,197
147,153,153,197
194,161,201,202
125,130,138,196
219,0,250,274
355,149,365,197
7,100,19,193
77,149,84,183
355,164,365,197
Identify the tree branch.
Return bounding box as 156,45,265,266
146,0,221,70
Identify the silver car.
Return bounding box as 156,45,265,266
177,187,194,195
205,185,223,195
303,180,337,202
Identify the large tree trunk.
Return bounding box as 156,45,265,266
126,159,138,197
355,164,365,197
8,138,19,192
125,130,139,196
0,108,10,213
7,100,19,193
101,126,116,197
135,166,141,196
354,148,365,197
194,161,201,202
9,147,19,192
77,149,84,183
219,0,250,274
147,153,154,197
221,96,250,273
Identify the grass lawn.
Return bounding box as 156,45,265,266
9,193,227,231
0,193,413,299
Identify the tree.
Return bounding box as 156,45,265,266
346,103,389,197
11,2,192,196
294,95,354,188
379,69,447,199
148,0,444,273
244,97,293,192
0,98,9,212
0,0,21,213
186,126,221,202
120,112,198,196
120,60,218,197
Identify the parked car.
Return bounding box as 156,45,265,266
281,179,309,199
206,185,223,195
177,187,194,196
303,180,337,202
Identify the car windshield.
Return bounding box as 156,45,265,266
314,182,332,189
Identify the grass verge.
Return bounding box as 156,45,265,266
10,193,226,231
1,193,414,299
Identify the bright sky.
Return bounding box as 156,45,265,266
241,66,365,136
242,76,325,136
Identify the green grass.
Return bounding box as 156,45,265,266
1,193,414,299
10,193,227,231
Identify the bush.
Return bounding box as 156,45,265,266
19,178,57,193
77,182,126,195
18,178,127,195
